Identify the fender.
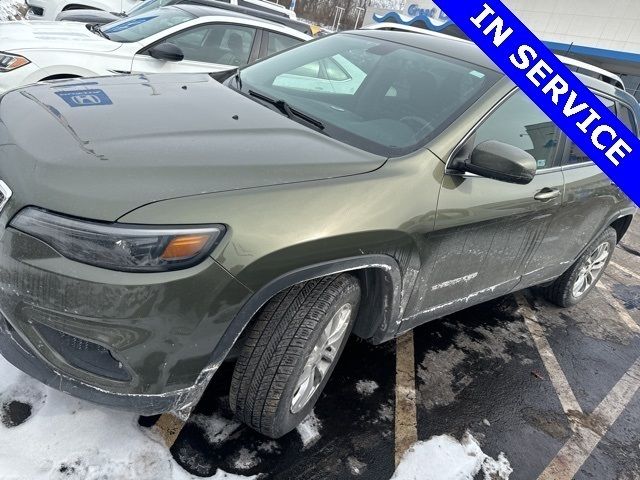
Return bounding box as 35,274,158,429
211,254,403,366
174,254,405,412
567,206,636,271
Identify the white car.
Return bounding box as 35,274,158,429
273,54,366,95
0,5,309,94
26,0,295,21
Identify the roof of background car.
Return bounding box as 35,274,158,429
173,3,283,27
349,29,502,73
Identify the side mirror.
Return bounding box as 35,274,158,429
148,43,184,62
452,140,537,185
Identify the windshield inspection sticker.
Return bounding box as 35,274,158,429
55,89,113,108
433,0,640,206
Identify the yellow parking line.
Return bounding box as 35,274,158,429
153,413,186,447
610,261,640,281
394,330,418,466
538,356,640,480
517,294,583,415
597,283,640,334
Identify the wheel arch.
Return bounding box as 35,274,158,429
610,214,634,243
211,255,403,365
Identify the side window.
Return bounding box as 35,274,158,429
163,24,256,66
473,91,561,171
324,58,350,81
565,96,615,166
265,31,302,56
618,103,638,135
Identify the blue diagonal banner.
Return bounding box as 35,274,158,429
433,0,639,206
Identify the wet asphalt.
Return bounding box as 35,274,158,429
156,215,640,480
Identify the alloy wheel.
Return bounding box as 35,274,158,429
572,241,610,297
290,303,352,414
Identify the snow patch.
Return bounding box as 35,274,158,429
391,432,512,480
347,456,367,475
257,441,280,454
377,401,394,422
355,379,379,396
296,410,322,448
232,448,259,470
191,413,240,445
0,355,250,480
0,0,23,21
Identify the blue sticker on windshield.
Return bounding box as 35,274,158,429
434,0,640,207
55,89,113,107
104,15,157,34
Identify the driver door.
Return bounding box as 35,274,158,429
403,91,568,324
131,23,258,74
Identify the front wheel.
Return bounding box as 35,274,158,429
541,227,616,307
229,273,361,438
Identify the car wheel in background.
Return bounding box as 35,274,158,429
541,227,617,307
230,273,361,438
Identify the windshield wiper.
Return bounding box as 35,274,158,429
89,23,110,40
248,89,325,131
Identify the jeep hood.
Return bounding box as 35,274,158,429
0,73,386,221
0,21,122,54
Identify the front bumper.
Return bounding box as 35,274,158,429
0,226,252,414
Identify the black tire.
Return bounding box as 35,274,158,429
541,227,617,307
229,274,361,438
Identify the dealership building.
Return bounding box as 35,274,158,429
364,0,640,101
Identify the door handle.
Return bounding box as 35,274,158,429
534,188,561,202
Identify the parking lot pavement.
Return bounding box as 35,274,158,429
156,215,640,480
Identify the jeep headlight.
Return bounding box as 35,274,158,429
11,208,225,272
0,52,30,72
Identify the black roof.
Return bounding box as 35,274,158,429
350,29,502,73
174,0,311,35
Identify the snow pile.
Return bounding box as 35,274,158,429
191,413,240,445
0,0,23,21
0,355,250,480
355,379,379,396
392,432,512,480
296,409,322,448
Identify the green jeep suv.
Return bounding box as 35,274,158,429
0,30,636,438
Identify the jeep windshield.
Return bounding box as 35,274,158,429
232,32,500,157
100,7,195,43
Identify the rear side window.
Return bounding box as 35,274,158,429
473,91,561,171
618,104,638,135
564,96,616,166
265,31,302,56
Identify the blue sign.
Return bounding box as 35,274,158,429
407,4,449,22
433,0,640,206
55,89,113,108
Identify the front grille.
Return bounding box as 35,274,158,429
0,180,11,213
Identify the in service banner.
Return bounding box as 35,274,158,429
433,0,639,206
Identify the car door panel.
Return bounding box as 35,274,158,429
554,94,630,265
402,90,567,326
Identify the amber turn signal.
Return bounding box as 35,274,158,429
161,234,212,260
